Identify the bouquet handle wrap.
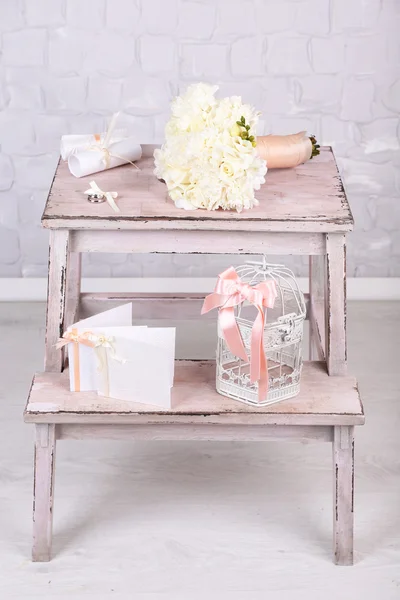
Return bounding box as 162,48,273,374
256,132,318,169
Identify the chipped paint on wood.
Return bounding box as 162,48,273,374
32,424,56,562
33,142,359,564
70,229,325,256
309,255,326,361
58,264,66,340
64,252,81,331
24,361,364,426
326,234,347,376
42,146,354,233
56,423,334,442
44,230,69,372
333,425,355,565
26,369,362,563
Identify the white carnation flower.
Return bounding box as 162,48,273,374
154,83,267,212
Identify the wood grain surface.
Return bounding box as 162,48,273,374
42,146,353,232
25,360,364,426
32,424,56,562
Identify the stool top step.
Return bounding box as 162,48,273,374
42,146,353,233
25,361,364,426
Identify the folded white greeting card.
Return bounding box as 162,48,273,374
65,303,133,392
57,303,175,409
92,328,175,409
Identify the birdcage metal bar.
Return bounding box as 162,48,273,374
216,259,306,407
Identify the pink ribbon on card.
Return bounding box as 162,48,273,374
56,329,124,395
56,329,96,392
201,267,277,401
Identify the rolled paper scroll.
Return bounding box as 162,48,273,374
60,129,126,161
67,136,142,178
256,132,320,169
60,112,142,178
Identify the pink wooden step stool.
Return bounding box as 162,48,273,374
24,145,364,564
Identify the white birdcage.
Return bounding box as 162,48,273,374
215,259,306,407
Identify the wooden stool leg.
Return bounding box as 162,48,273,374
65,252,81,329
45,230,69,372
309,255,326,360
333,425,354,565
326,233,347,375
33,424,56,562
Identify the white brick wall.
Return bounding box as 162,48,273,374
0,0,399,278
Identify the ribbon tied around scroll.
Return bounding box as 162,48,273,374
201,267,277,401
86,112,140,172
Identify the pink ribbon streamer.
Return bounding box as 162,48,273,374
202,267,277,402
56,329,96,392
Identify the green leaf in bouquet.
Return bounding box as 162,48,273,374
309,135,320,159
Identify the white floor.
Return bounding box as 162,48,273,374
0,302,399,599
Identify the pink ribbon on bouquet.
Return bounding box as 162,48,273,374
201,267,277,401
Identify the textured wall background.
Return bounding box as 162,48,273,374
0,0,399,278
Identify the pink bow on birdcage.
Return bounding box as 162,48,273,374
201,267,277,401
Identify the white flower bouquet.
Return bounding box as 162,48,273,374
154,83,267,212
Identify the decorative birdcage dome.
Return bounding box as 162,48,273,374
212,258,306,407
